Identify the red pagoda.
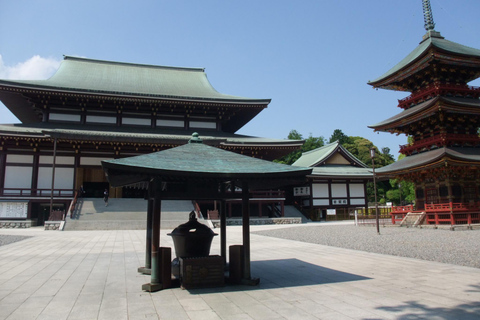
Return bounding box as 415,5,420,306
368,0,480,225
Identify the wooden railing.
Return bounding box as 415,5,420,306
397,84,480,109
399,133,480,155
69,190,80,219
391,202,480,225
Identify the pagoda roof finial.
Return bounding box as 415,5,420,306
422,0,436,31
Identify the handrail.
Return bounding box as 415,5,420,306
400,133,480,155
69,190,79,219
398,84,480,109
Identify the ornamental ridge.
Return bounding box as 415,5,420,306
422,0,435,31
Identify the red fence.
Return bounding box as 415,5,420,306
390,202,480,225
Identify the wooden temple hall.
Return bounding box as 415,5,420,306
369,0,480,225
0,56,304,225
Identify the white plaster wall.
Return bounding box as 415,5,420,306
37,167,74,190
6,154,33,164
49,113,81,122
4,166,33,189
157,119,184,127
331,184,347,197
122,117,151,126
312,183,329,197
349,184,365,197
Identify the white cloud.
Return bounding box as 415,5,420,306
0,55,61,80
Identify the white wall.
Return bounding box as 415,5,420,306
349,184,365,197
37,167,74,190
4,166,33,191
312,184,329,197
331,184,347,197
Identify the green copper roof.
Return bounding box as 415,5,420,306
0,56,270,104
310,166,372,178
0,122,302,146
376,147,480,175
368,32,480,88
292,141,368,168
369,96,480,131
102,134,311,188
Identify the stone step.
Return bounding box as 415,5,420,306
65,198,195,230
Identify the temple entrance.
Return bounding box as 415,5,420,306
83,182,109,198
76,167,116,198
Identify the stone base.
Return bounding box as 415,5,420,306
212,217,301,228
241,277,260,286
0,219,37,228
138,267,151,275
142,282,163,292
45,221,62,230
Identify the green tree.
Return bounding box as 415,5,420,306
275,130,325,165
329,129,351,145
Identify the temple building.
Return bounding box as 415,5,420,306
368,1,480,225
292,141,372,220
0,56,303,226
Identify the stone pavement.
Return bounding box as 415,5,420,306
0,223,479,320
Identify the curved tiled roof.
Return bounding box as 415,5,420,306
0,56,270,104
292,141,367,168
376,147,480,175
369,97,480,131
368,32,480,87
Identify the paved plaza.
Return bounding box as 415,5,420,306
1,223,479,320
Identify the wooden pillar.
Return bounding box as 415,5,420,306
220,199,227,266
142,178,164,292
0,151,5,192
241,181,259,285
138,192,153,274
241,181,251,280
220,183,227,266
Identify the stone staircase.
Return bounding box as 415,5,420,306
283,205,311,223
400,212,426,227
64,198,195,230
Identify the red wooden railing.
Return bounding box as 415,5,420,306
399,133,480,155
390,202,480,225
397,84,480,109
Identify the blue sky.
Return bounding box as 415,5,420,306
1,0,479,158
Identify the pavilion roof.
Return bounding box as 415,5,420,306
369,96,480,131
0,56,271,104
102,135,312,189
292,141,368,168
368,31,480,89
310,166,372,179
376,147,480,176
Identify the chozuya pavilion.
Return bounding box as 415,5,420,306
368,0,480,225
102,133,312,291
0,56,303,226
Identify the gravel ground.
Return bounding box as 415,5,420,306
0,235,32,247
253,225,480,269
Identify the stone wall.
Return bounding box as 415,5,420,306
212,217,301,228
44,221,62,230
0,220,36,228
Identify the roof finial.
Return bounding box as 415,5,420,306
422,0,435,31
188,132,203,144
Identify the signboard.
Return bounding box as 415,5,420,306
0,201,28,219
294,186,310,196
332,199,347,205
327,209,336,215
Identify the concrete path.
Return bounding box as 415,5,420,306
0,224,479,319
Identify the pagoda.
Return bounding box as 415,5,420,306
0,56,303,225
368,0,480,225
